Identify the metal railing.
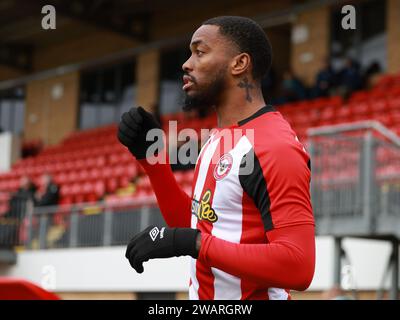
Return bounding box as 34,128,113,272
308,121,400,299
2,120,400,249
308,121,400,237
0,196,166,250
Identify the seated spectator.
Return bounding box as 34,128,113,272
337,57,363,98
312,58,337,98
363,61,382,89
34,173,59,207
280,70,307,103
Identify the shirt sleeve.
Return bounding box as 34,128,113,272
138,154,192,228
239,139,314,231
198,224,315,291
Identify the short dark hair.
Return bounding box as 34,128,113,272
202,16,272,81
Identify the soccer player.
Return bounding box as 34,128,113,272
118,16,315,300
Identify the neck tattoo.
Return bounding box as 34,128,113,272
237,77,254,103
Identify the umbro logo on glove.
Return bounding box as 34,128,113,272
149,226,165,241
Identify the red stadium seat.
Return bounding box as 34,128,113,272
319,106,336,121
350,90,369,102
370,99,388,113
136,176,151,192
350,102,370,116
106,178,118,194
88,168,101,180
336,106,353,122
388,96,400,111
374,114,393,127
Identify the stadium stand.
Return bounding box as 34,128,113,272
0,72,400,212
0,112,217,212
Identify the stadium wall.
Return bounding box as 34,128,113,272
0,236,396,299
387,0,400,73
7,0,400,147
136,50,160,110
291,5,330,86
25,72,80,145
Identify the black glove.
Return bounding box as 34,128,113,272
125,225,200,273
117,106,162,159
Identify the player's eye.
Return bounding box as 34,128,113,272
196,50,204,56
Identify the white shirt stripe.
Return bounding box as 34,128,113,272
210,136,252,299
190,136,221,300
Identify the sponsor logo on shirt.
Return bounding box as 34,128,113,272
214,153,233,180
191,190,218,223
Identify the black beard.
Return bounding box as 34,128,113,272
182,68,226,112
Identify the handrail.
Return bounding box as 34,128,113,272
307,120,400,147
32,195,158,215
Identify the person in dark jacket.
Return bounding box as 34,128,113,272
35,174,59,207
337,57,362,98
7,176,36,220
313,58,337,97
1,176,36,248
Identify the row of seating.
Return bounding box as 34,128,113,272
0,72,399,207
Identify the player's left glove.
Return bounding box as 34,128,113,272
125,225,200,273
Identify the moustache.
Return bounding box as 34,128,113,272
183,73,197,84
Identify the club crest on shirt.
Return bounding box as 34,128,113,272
214,153,233,181
191,190,218,223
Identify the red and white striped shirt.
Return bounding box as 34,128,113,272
140,105,315,300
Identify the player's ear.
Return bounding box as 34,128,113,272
230,53,251,77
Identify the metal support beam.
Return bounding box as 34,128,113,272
38,214,48,249
361,132,376,233
377,238,400,300
390,239,399,300
103,208,113,246
333,237,343,286
69,211,79,248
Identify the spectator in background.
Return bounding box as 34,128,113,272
337,57,362,98
1,176,36,247
34,173,59,207
7,176,36,220
280,70,307,103
312,58,337,98
363,61,382,89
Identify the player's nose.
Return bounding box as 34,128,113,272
182,55,193,73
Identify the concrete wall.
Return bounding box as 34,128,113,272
290,6,330,86
0,236,395,298
25,72,79,145
0,132,20,172
136,50,160,111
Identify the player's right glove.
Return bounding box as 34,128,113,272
125,225,200,273
117,106,162,159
